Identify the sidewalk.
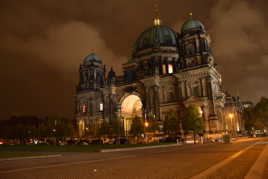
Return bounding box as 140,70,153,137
100,143,181,153
232,136,268,143
0,154,62,161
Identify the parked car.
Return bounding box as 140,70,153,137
160,136,180,143
0,139,8,145
77,140,89,146
67,140,77,145
90,139,103,144
119,138,128,144
101,137,116,144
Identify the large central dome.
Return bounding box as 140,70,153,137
132,25,178,58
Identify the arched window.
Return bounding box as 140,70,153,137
100,103,103,111
192,86,200,97
82,104,88,113
168,64,173,74
162,64,167,74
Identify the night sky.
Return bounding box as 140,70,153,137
0,0,267,120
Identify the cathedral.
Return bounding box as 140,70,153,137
75,13,244,138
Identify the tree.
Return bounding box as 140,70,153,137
147,114,159,132
129,116,144,137
98,120,111,136
182,105,204,144
110,119,124,136
254,97,268,120
46,116,74,140
244,97,268,133
163,110,181,136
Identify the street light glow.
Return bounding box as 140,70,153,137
144,121,149,127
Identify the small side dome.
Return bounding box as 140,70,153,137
83,53,102,65
181,18,205,34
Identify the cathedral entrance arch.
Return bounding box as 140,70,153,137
120,94,143,135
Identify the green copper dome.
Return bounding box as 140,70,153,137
181,19,205,33
83,53,102,64
132,25,177,57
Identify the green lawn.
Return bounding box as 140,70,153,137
0,143,173,153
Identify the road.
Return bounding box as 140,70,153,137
0,137,268,179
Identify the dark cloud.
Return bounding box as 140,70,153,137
0,0,267,119
210,0,268,100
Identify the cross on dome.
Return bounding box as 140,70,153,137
153,0,161,26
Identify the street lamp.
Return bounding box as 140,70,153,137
199,108,203,116
199,106,205,143
144,121,149,144
228,113,234,135
144,121,149,128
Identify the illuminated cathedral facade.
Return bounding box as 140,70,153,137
75,15,244,138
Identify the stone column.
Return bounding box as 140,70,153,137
200,78,203,97
202,78,207,97
184,81,188,98
177,81,183,100
153,85,161,120
145,87,151,115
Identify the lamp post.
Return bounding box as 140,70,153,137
144,121,149,144
85,127,89,137
116,104,122,144
52,128,56,145
228,113,234,136
199,106,205,144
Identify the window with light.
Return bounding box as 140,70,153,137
82,104,88,113
162,64,167,74
168,64,173,74
100,103,103,111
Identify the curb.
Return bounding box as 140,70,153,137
0,154,62,161
100,144,181,153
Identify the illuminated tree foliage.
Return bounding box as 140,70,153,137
0,115,74,143
182,105,204,143
98,120,111,136
163,110,181,136
110,119,124,136
129,116,144,137
244,97,268,131
147,114,159,132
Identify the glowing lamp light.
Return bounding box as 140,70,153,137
228,113,234,119
144,121,149,128
199,109,203,115
153,18,161,26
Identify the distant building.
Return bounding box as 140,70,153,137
242,101,254,109
75,14,244,137
224,94,245,135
